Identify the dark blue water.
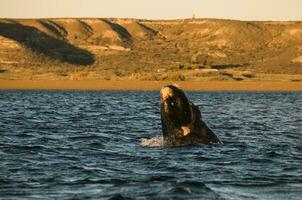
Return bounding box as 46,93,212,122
0,90,301,200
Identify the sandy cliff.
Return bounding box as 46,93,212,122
0,18,302,81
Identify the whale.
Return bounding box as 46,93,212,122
160,85,221,146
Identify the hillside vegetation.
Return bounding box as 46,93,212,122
0,18,302,81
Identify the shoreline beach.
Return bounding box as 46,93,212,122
0,80,301,91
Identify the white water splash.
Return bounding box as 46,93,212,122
140,136,164,147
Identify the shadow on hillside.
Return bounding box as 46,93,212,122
0,22,94,65
102,19,132,40
211,64,243,69
38,20,67,38
138,22,158,36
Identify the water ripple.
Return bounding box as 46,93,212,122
0,91,301,199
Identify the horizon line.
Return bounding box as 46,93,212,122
0,16,301,22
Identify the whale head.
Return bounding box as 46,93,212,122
160,84,221,146
160,85,197,143
160,85,193,126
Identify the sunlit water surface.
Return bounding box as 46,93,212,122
0,91,301,200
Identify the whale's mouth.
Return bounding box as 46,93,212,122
160,85,193,126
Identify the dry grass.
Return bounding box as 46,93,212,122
1,18,302,82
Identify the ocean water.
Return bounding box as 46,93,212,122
0,90,301,200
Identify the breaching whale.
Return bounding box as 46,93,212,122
160,85,221,146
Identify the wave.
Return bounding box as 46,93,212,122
139,136,163,147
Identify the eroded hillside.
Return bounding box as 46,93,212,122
0,18,302,81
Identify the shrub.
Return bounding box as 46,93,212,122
178,64,185,69
0,67,6,73
241,72,255,78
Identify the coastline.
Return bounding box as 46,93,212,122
0,80,302,91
